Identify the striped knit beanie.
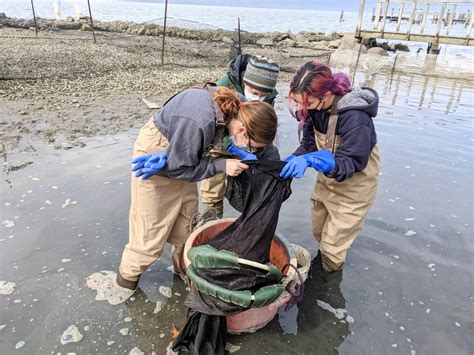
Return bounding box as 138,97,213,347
243,56,280,93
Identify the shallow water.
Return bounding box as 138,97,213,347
1,73,473,354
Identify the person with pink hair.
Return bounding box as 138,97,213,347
281,60,381,272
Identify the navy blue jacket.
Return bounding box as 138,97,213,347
293,87,378,182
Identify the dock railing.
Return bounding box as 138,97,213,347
356,0,473,46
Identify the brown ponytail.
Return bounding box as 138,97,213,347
213,87,240,122
213,87,277,145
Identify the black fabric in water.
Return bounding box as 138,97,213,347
172,160,292,354
171,309,227,354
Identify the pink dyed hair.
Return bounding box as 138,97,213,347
288,60,351,122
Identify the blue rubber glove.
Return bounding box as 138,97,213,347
280,150,335,180
283,155,296,162
131,152,167,180
305,150,335,173
226,144,257,161
280,155,309,179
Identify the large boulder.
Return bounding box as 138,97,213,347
367,47,388,56
295,33,309,43
353,43,368,54
222,36,234,44
299,31,329,42
54,20,80,30
393,43,410,52
279,38,297,47
287,30,297,41
338,33,357,50
310,42,329,50
328,39,341,49
300,31,331,42
379,42,391,51
137,26,146,35
330,31,343,40
256,38,274,47
273,32,290,42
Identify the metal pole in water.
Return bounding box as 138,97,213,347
373,2,382,30
465,10,473,46
30,0,38,37
396,3,404,32
86,0,96,44
407,1,417,41
421,4,430,34
445,9,450,26
352,37,364,87
389,53,399,85
356,0,366,38
447,4,456,35
435,2,447,44
381,1,390,37
161,0,168,66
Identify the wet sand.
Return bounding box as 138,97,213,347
1,48,473,355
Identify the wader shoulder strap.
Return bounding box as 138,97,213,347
205,83,227,148
325,96,342,153
160,82,217,108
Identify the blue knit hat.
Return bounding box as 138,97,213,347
243,56,280,93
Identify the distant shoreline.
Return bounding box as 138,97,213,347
0,14,346,48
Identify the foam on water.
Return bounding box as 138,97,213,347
317,299,355,324
60,325,83,345
129,346,144,355
85,271,135,305
0,281,16,295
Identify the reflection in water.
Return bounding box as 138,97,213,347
358,71,472,116
429,76,438,110
287,253,349,354
298,253,349,354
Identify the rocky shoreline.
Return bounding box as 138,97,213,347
0,14,345,50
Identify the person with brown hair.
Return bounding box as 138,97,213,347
200,54,281,219
115,85,278,294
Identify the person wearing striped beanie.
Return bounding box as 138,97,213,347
215,54,280,106
242,55,280,103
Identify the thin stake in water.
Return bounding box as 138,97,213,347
87,0,96,43
30,0,38,36
161,0,169,66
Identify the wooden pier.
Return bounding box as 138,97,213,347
357,0,473,46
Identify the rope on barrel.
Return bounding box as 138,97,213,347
281,263,304,311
